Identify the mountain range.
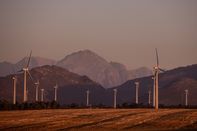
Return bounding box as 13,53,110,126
0,50,152,88
0,65,105,105
0,57,56,77
109,64,197,106
0,64,197,106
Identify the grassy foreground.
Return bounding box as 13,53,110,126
0,109,197,130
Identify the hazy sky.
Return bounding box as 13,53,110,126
0,0,197,69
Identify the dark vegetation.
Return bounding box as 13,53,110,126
1,100,197,111
0,100,60,110
1,64,197,107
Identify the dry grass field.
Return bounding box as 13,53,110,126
0,109,197,130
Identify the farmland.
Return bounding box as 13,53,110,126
0,109,197,130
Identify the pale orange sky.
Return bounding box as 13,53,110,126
0,0,197,69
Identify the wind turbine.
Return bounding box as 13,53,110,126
185,89,188,107
19,51,33,102
41,88,44,102
54,84,58,102
153,48,164,110
12,76,17,104
86,90,90,107
113,89,117,109
34,80,39,102
135,82,139,104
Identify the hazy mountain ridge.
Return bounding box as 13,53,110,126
111,64,197,106
0,57,56,77
56,50,152,88
0,50,152,87
57,50,124,88
128,67,152,80
0,61,14,76
110,62,128,84
16,56,56,69
0,64,197,106
0,65,105,105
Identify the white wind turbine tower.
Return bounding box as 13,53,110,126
135,82,139,104
34,80,39,102
86,90,90,107
185,89,188,107
54,84,58,102
113,89,117,109
152,75,155,107
12,76,17,104
153,48,164,110
148,90,151,105
41,89,44,102
18,51,33,102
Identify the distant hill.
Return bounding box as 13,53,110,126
0,64,197,106
128,67,152,80
57,50,125,88
0,61,14,76
56,50,151,88
0,50,152,88
0,65,105,105
15,56,56,70
110,64,197,106
0,57,56,77
110,62,128,84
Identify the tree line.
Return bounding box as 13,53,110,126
0,100,196,110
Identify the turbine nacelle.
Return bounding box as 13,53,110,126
135,82,139,86
54,84,58,89
153,66,159,70
185,89,189,94
12,77,17,80
23,68,28,71
35,80,39,85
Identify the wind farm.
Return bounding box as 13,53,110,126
0,0,197,130
0,49,197,130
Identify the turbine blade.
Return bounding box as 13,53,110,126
12,67,16,74
17,69,23,73
159,68,165,72
15,63,21,73
27,70,34,83
26,50,32,68
155,48,159,66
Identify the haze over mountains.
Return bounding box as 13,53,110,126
57,50,152,88
0,50,152,88
0,65,105,105
0,57,56,77
0,64,197,106
111,64,197,106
